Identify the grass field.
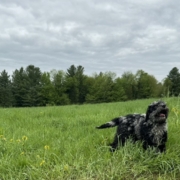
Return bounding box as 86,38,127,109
0,97,180,180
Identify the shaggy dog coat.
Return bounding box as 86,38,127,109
96,100,169,152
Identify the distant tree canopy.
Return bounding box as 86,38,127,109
163,67,180,96
0,70,13,107
0,65,179,107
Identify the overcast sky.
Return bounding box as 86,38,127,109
1,0,180,82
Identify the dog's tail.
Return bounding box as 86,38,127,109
96,117,120,129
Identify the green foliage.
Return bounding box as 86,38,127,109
136,70,159,99
112,77,127,101
1,65,180,107
51,70,70,105
66,65,87,104
121,71,137,100
165,67,180,96
0,98,179,179
12,65,42,107
12,67,27,107
40,72,55,106
86,72,118,103
24,65,42,106
0,70,13,107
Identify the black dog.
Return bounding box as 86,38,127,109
96,100,169,153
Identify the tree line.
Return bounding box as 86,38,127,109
0,65,179,107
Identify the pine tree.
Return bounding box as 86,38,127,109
24,65,42,106
65,65,87,104
0,70,13,107
12,67,28,107
12,65,42,107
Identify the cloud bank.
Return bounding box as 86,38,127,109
0,0,180,81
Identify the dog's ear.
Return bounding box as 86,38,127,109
145,105,151,121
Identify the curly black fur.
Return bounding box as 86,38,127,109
96,100,169,153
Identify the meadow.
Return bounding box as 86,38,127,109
0,97,180,180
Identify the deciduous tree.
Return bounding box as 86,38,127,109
167,67,180,96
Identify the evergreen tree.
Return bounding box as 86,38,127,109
0,70,13,107
66,65,77,77
24,65,42,106
1,63,171,107
65,65,87,104
65,65,79,104
12,65,42,107
12,67,27,107
75,66,87,104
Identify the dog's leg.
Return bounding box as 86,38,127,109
110,135,119,152
157,144,166,153
109,135,121,152
143,142,166,153
142,141,148,150
110,134,127,152
157,133,167,153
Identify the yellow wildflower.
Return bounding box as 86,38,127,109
22,136,28,141
64,164,69,171
40,160,45,166
16,139,21,143
21,152,25,155
0,135,3,138
44,145,50,150
172,107,179,115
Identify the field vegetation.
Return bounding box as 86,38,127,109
0,97,180,179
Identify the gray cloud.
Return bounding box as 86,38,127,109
0,0,180,82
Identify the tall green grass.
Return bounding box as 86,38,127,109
0,98,179,179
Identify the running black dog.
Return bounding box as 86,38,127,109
96,100,169,152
